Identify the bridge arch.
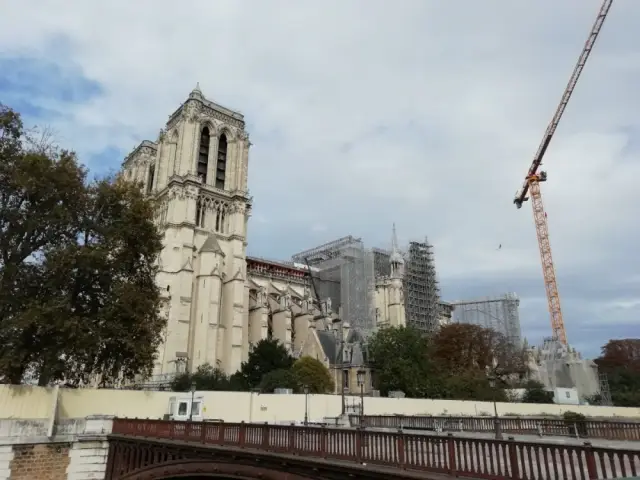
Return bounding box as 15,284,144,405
119,459,320,480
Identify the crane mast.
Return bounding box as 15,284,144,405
513,0,613,346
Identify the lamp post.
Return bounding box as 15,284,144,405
249,388,260,423
357,369,365,424
489,376,503,440
188,382,196,422
303,385,309,426
332,318,346,416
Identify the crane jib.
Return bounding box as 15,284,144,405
513,0,613,206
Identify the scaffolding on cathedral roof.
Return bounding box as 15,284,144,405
451,293,522,346
291,236,376,337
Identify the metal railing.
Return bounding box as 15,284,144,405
111,418,640,479
349,415,640,441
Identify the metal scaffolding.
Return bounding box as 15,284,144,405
598,372,613,406
372,247,392,278
451,293,522,345
403,239,441,334
292,236,376,336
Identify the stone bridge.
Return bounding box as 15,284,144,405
107,418,640,480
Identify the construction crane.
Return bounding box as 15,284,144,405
513,0,613,346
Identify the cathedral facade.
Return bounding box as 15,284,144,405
121,86,411,379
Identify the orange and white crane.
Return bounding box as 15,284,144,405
513,0,613,346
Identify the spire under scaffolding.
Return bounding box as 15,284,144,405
403,238,440,334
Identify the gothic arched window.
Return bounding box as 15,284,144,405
216,134,227,190
198,127,210,183
147,164,155,194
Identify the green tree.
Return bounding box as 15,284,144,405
432,323,528,385
171,363,231,392
239,338,294,389
443,372,507,402
595,338,640,407
292,356,334,394
259,368,299,393
0,104,165,386
522,380,554,404
368,326,436,397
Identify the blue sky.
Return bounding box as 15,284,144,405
1,0,639,358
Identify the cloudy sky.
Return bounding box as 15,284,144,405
1,0,638,357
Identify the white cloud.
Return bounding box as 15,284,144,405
1,0,639,354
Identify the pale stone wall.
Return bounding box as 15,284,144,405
2,385,639,424
0,385,56,418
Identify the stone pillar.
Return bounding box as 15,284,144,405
249,307,268,344
0,445,13,480
66,415,114,480
293,313,312,355
272,295,292,352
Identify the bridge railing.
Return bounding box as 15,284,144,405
111,418,640,479
350,415,640,441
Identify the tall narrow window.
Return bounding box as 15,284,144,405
147,164,155,194
195,198,205,228
198,127,210,183
216,134,227,190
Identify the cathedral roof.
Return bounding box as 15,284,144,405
200,234,225,256
316,328,370,367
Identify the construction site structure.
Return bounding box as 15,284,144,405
451,293,522,346
373,239,444,334
513,0,613,346
403,239,441,334
292,236,376,336
372,247,392,278
529,337,600,402
598,372,613,406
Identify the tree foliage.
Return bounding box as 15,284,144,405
0,104,165,386
432,324,529,384
292,356,334,394
171,363,231,392
368,326,436,398
259,368,299,393
522,380,554,404
595,339,640,407
238,339,294,389
369,324,527,401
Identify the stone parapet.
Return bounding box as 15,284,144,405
0,416,114,480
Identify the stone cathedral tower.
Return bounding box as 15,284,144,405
122,85,252,376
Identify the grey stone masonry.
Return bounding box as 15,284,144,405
0,415,114,480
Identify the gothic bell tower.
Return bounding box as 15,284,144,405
139,84,253,376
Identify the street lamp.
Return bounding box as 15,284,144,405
332,318,346,415
303,385,310,426
249,388,260,423
357,369,366,423
489,376,503,440
188,382,197,422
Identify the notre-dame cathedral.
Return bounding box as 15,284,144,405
122,85,418,383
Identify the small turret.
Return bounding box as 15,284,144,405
390,223,404,278
189,82,204,100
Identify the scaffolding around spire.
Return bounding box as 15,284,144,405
403,238,441,334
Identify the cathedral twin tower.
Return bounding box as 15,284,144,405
122,85,252,376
